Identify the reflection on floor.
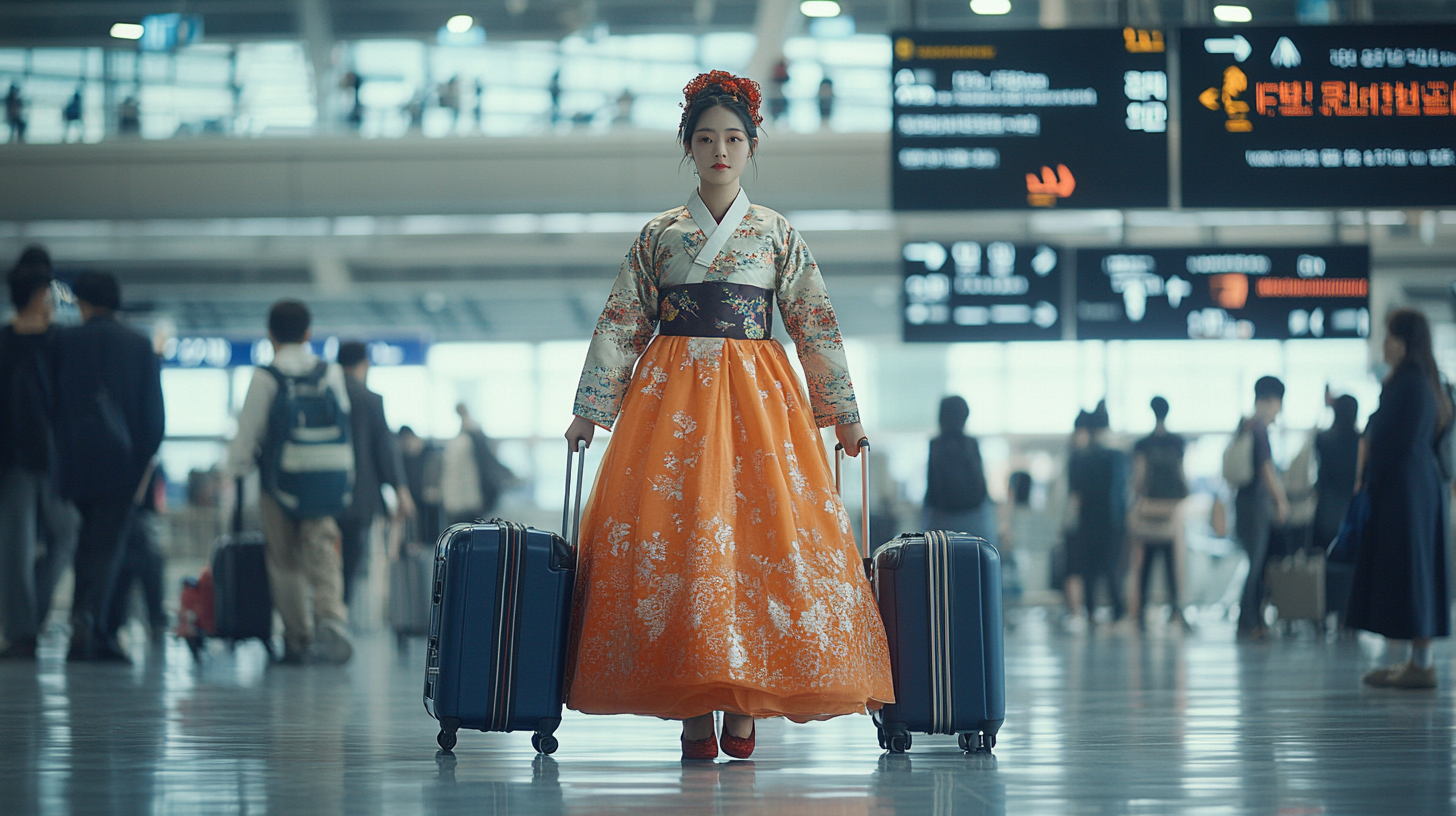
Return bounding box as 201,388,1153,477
0,611,1451,815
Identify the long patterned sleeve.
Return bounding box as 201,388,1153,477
776,226,860,428
573,231,659,430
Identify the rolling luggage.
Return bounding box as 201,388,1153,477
1264,550,1326,630
838,443,1006,755
180,479,276,660
424,442,584,755
390,537,434,647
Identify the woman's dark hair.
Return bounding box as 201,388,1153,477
1150,396,1169,422
678,91,758,151
938,395,969,436
1331,394,1359,433
1387,308,1453,431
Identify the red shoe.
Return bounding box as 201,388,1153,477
681,732,719,760
720,724,755,759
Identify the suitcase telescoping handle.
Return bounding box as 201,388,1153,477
562,440,587,549
834,438,871,559
233,476,245,535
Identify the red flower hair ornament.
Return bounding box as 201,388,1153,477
679,70,764,138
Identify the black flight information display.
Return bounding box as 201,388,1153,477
903,241,1063,342
1182,24,1456,207
891,28,1169,210
1075,246,1369,341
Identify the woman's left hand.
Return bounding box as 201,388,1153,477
835,422,868,457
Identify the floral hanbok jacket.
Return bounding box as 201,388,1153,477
573,191,859,430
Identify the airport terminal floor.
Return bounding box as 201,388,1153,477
2,613,1451,815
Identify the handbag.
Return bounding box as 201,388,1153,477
1127,497,1179,541
1326,491,1370,565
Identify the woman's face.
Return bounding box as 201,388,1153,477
1384,331,1407,367
688,105,755,189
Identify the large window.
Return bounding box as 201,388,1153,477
0,32,894,143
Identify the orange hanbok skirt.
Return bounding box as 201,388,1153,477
564,335,895,722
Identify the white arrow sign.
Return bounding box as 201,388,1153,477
1204,35,1252,62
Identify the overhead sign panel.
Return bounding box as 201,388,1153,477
903,241,1063,341
1181,24,1456,207
891,28,1170,210
1075,246,1370,340
160,337,428,368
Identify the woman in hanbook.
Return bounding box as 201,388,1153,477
563,71,893,760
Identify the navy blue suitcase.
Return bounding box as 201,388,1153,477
836,444,1006,755
872,530,1005,754
424,444,584,754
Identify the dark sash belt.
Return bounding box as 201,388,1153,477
657,283,774,340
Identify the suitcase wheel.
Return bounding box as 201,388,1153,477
887,733,911,754
531,733,559,755
437,729,457,752
958,733,974,753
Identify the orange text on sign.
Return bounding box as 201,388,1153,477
1123,28,1164,53
1253,80,1451,117
1254,278,1368,297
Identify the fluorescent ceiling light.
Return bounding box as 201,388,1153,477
1213,5,1253,22
445,15,474,33
110,22,145,40
800,1,842,18
970,0,1012,13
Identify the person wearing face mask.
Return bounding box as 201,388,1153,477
1350,309,1452,689
562,71,893,761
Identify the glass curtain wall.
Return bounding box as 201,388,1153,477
0,33,892,143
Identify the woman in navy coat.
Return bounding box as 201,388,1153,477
1350,309,1453,689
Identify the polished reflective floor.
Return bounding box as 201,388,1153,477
1,611,1451,815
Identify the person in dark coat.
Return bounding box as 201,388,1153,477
1351,309,1452,689
53,272,165,661
1065,401,1128,624
335,341,414,606
923,396,995,545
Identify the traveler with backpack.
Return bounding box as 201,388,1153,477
227,301,354,665
1227,376,1290,640
53,272,165,662
923,396,996,546
1350,309,1452,689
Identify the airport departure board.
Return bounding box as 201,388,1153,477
1075,246,1369,340
1181,24,1456,207
891,28,1170,210
903,241,1064,341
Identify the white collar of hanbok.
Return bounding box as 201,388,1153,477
685,187,752,280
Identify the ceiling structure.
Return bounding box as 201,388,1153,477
3,0,1455,50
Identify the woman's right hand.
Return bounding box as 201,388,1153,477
566,415,596,450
